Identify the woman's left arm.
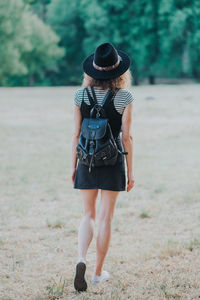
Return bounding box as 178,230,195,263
71,105,82,185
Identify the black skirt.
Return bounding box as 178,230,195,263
74,136,126,191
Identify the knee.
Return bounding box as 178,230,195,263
83,211,96,222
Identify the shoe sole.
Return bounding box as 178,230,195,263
74,262,87,292
91,277,110,285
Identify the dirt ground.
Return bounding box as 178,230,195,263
0,84,200,300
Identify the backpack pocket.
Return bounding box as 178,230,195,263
76,144,90,166
81,118,108,140
93,140,118,166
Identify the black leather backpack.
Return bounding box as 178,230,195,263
76,86,127,172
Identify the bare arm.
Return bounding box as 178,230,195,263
121,102,134,192
71,104,82,184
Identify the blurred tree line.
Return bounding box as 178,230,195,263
0,0,200,86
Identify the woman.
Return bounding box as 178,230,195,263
71,42,135,292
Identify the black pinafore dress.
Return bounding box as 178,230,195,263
74,87,126,191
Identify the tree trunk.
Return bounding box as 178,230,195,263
192,69,200,82
133,77,139,85
29,74,35,86
149,75,155,85
42,3,46,21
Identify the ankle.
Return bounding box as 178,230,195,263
94,269,102,276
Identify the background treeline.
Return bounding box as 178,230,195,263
1,0,200,86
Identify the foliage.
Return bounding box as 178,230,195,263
47,0,86,85
0,0,200,86
0,0,64,86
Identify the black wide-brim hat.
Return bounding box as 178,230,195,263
82,42,131,80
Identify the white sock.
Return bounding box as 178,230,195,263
77,257,86,264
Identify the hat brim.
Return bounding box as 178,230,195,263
82,50,131,80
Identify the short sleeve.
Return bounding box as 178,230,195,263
124,90,134,107
74,88,83,107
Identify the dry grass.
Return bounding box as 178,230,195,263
0,84,200,299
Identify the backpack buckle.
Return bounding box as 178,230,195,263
95,104,101,118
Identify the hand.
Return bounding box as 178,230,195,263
71,168,76,185
127,172,135,192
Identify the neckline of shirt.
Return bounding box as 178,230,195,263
91,87,108,91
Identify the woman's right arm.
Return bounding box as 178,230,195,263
121,102,135,192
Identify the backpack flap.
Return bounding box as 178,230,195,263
81,118,108,140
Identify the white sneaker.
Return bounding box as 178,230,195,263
91,270,110,285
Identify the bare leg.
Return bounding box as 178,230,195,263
94,190,119,276
77,189,98,262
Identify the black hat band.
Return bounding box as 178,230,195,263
93,55,122,72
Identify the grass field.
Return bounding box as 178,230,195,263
0,85,200,300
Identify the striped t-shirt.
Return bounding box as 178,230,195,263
74,86,134,114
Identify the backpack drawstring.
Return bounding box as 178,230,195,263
89,152,94,173
89,139,95,173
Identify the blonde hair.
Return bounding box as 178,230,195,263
81,69,132,92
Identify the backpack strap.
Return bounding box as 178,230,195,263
102,88,120,109
87,86,119,118
85,87,96,106
100,90,113,107
90,86,98,105
90,86,116,108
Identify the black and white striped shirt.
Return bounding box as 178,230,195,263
74,86,134,114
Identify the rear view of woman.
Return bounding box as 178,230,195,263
71,42,135,292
